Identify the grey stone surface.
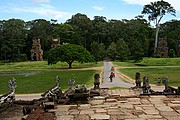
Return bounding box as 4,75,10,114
90,114,110,120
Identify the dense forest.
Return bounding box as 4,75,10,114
0,13,180,62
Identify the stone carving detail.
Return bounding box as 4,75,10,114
8,78,17,93
142,76,150,93
156,37,168,57
30,38,43,61
135,72,141,87
176,36,180,57
0,78,16,106
68,79,75,89
41,76,63,102
94,74,100,89
51,38,60,48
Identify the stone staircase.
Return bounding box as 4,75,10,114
50,90,180,120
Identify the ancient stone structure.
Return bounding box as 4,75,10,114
68,79,75,89
0,78,16,110
135,72,141,87
176,36,180,57
67,84,89,101
156,78,161,86
94,74,100,89
142,76,151,93
156,37,168,57
30,38,43,61
176,44,180,57
41,76,63,103
51,38,60,48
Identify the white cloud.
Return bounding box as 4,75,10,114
32,0,51,3
122,0,180,12
93,6,105,11
13,6,71,19
1,3,71,20
122,0,156,5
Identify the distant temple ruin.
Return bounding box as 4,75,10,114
30,38,43,61
156,37,168,57
176,36,180,57
51,38,60,48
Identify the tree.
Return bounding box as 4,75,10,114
90,42,106,62
116,38,130,61
92,16,108,44
66,13,93,50
106,42,117,61
130,39,144,62
141,0,176,55
160,20,180,51
48,44,94,68
27,19,53,59
0,19,27,61
53,23,82,45
169,49,176,58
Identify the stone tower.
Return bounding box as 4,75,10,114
176,36,180,57
156,37,168,57
30,38,43,61
51,38,60,48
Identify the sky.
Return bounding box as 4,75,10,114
0,0,180,24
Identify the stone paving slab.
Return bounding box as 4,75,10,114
54,90,180,120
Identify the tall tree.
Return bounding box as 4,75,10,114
106,42,117,61
27,19,53,59
53,23,82,45
92,16,108,44
66,13,93,50
90,41,106,62
130,39,144,62
116,38,130,61
1,19,27,61
141,0,176,55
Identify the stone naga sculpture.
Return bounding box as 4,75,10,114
0,78,17,105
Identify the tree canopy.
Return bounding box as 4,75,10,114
142,0,176,55
90,41,106,62
48,44,94,68
0,1,179,63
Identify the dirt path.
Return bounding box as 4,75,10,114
15,94,42,101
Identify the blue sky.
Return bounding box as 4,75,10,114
0,0,180,24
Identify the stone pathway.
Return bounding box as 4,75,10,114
54,89,180,120
100,61,134,88
15,94,42,101
100,61,164,92
53,61,180,120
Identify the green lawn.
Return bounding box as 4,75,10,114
113,58,180,87
0,61,103,71
0,70,99,94
119,67,180,86
109,86,128,90
113,58,180,67
0,61,102,94
138,58,180,66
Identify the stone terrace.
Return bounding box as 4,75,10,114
51,89,180,120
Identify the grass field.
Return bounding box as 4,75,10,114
113,58,180,86
113,58,180,67
0,61,103,71
119,67,180,86
0,61,102,94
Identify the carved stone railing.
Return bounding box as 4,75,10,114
0,78,17,111
41,76,63,102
